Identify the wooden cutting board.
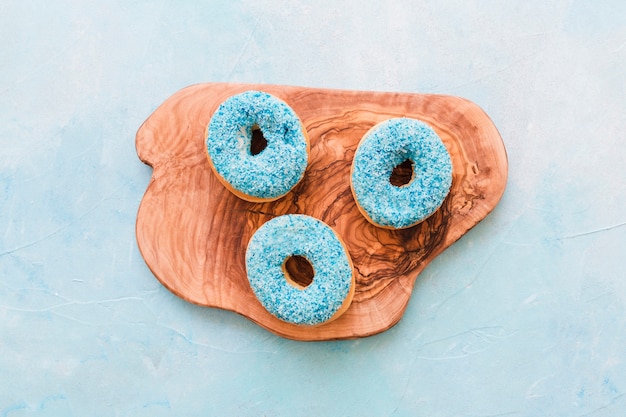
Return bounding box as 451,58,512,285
135,83,507,340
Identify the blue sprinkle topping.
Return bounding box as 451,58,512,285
245,214,353,326
206,90,308,199
351,118,453,228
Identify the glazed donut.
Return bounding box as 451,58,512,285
245,214,355,326
350,118,452,229
205,90,309,202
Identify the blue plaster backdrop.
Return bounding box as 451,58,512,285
1,1,625,416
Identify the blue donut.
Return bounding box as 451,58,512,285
245,214,354,326
350,118,453,229
206,90,309,201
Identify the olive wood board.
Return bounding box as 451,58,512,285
135,83,508,341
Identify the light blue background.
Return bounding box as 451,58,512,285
2,1,625,416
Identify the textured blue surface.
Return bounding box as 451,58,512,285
351,118,452,228
206,90,308,200
1,1,626,416
245,215,352,325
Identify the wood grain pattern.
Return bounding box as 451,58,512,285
135,83,508,340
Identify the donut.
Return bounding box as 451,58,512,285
245,214,355,326
350,118,453,229
205,90,309,202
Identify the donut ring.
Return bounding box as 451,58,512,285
206,90,309,202
245,214,355,326
350,118,453,229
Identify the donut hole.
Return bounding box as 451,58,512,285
390,159,414,187
283,255,315,289
250,124,268,156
